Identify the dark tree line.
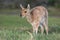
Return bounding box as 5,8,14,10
0,0,60,9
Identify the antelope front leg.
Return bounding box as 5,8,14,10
32,22,39,34
33,26,38,34
35,26,38,34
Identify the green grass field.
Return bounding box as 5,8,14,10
0,8,60,40
0,15,60,40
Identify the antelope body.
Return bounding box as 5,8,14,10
20,4,48,35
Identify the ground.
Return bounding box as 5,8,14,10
0,7,60,40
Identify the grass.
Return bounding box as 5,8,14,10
0,15,60,40
48,7,60,16
0,7,60,40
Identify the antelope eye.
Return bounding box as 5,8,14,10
24,11,27,13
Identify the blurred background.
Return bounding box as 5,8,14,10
0,0,60,8
0,0,60,16
0,0,60,40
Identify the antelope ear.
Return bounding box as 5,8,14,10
27,4,30,9
20,4,24,9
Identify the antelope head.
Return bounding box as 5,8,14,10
20,4,30,18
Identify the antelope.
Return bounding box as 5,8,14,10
20,4,48,35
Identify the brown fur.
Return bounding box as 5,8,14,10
20,4,48,35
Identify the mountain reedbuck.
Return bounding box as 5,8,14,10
20,4,48,35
